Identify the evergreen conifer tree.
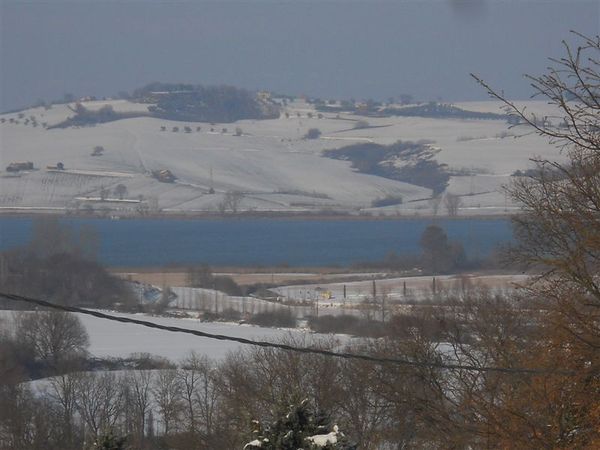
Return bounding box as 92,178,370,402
244,399,356,450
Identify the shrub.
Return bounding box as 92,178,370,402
304,128,322,139
248,309,296,328
220,308,242,321
213,276,243,296
371,195,403,207
201,308,242,322
187,265,243,296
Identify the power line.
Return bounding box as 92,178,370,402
0,291,573,376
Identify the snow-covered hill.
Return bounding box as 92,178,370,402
0,99,561,216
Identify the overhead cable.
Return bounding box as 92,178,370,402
0,292,574,376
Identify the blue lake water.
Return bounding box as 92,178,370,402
0,217,513,267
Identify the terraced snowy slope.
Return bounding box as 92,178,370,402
0,99,561,215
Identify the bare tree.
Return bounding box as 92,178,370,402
0,384,39,449
136,194,149,216
113,184,128,200
468,32,600,447
419,225,452,274
99,186,110,201
152,369,183,436
75,372,124,441
178,352,220,439
428,195,442,216
14,310,89,366
219,191,243,213
191,358,220,437
47,373,80,448
472,33,600,319
444,192,462,216
123,370,154,447
178,359,201,436
28,216,76,257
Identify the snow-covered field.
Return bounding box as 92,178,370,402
0,99,561,215
167,273,529,319
170,286,349,320
0,309,343,361
273,273,529,305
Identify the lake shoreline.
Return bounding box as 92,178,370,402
0,210,514,222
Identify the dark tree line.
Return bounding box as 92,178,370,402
47,83,280,128
381,102,508,121
133,83,280,123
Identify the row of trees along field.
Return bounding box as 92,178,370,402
1,33,600,449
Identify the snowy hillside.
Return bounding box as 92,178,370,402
0,99,561,216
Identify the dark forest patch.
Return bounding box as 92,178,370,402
323,140,449,194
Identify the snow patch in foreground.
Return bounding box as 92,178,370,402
307,425,340,447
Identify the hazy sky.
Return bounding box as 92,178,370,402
1,1,598,111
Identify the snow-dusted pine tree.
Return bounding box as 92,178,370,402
243,399,355,450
